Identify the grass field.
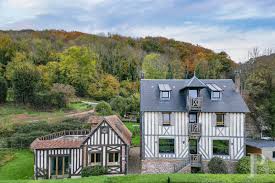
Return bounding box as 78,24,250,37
0,174,275,183
124,122,140,146
0,150,33,180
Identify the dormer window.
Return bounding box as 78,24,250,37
161,91,170,100
206,83,223,101
212,91,221,99
159,84,172,101
188,89,198,98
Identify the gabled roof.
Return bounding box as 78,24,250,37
185,75,207,88
82,115,132,145
31,115,132,150
140,79,250,113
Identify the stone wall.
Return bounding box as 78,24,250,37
201,160,238,173
141,159,191,174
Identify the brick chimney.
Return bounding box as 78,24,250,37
235,71,241,93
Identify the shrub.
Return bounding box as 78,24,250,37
30,92,67,110
237,156,275,174
208,157,228,174
236,156,250,174
81,166,107,177
0,76,7,103
95,102,113,116
110,96,127,116
51,83,76,102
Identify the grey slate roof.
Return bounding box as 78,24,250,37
140,78,250,113
246,139,275,148
185,75,207,88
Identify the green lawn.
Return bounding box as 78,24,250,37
0,150,33,180
67,102,94,111
0,174,275,183
124,122,140,146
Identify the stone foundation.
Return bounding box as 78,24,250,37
201,160,238,173
141,159,191,174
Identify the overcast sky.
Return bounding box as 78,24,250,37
1,0,275,62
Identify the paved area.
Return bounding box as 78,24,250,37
128,147,141,174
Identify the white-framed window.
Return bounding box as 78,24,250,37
160,91,170,100
213,140,229,155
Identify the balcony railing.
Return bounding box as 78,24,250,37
187,97,202,111
188,123,201,136
190,154,202,167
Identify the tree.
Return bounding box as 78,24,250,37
0,76,7,103
11,62,41,104
142,53,168,79
110,96,128,116
0,33,15,66
59,46,98,96
95,102,113,116
88,74,120,100
245,68,272,136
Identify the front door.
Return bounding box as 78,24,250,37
50,156,70,179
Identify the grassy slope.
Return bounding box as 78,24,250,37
0,102,93,129
0,150,33,180
0,174,275,183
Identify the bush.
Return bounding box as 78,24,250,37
30,92,67,110
236,156,250,174
237,156,275,174
0,76,7,103
208,157,228,174
51,83,76,102
95,102,113,116
81,165,107,177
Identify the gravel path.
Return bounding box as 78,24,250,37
128,147,141,174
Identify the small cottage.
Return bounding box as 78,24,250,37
31,115,132,179
246,139,275,161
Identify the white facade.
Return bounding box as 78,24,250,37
142,112,245,160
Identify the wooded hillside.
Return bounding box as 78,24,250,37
0,30,235,108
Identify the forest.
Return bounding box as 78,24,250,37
0,30,274,138
0,30,235,113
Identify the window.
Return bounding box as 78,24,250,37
213,91,220,98
213,140,229,155
108,152,119,163
189,113,197,123
162,113,171,126
159,138,174,154
216,113,225,127
273,152,275,158
90,153,101,164
189,89,198,98
189,139,198,154
160,91,170,100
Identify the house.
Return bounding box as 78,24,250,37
31,115,132,179
246,139,275,161
140,75,249,173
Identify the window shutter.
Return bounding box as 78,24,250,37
224,113,230,127
211,113,216,127
170,112,175,126
159,112,163,126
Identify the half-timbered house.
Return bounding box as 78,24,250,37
31,115,132,179
140,74,249,173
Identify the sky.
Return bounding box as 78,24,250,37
1,0,275,62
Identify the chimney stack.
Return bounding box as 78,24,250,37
235,70,241,93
